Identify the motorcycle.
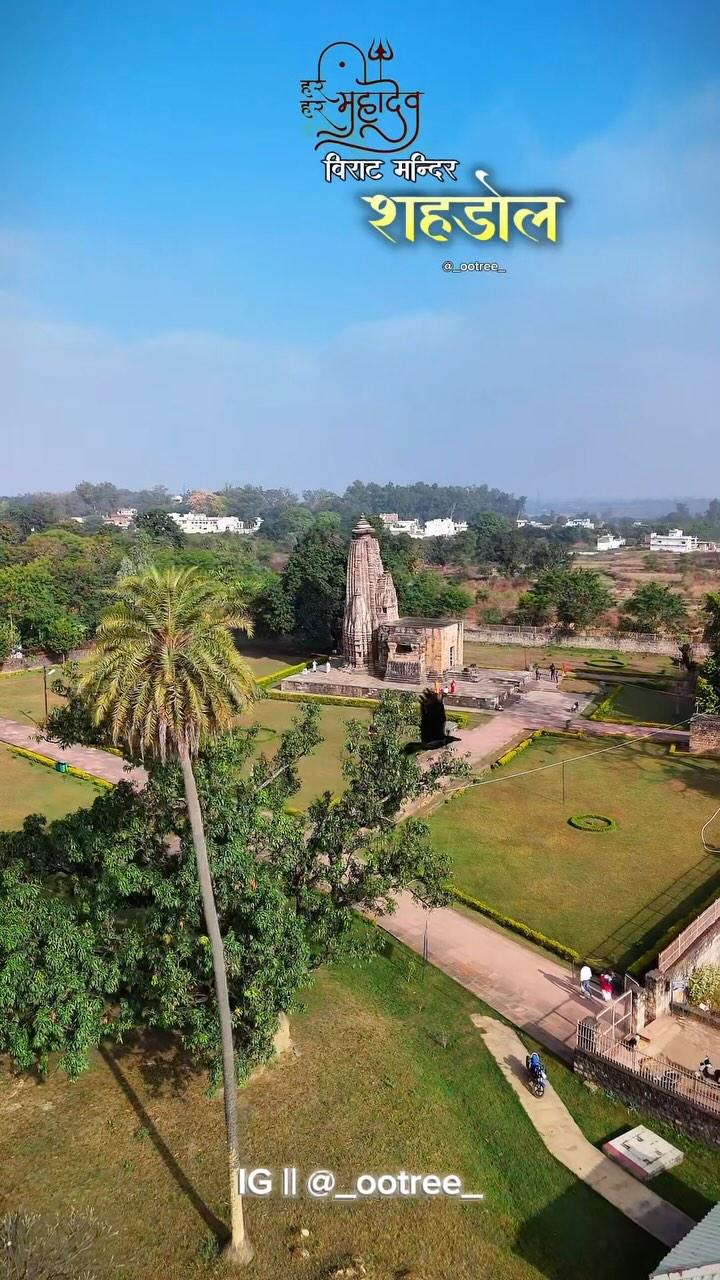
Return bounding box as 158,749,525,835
526,1053,548,1098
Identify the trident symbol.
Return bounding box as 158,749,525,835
367,38,394,77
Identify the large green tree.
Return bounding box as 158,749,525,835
79,566,257,1265
517,568,613,630
282,517,347,649
620,582,687,635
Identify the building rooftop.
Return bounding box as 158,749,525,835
651,1203,720,1278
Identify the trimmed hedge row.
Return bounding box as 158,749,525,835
9,745,112,789
492,733,540,768
447,884,581,964
268,689,381,710
265,688,475,729
256,661,311,689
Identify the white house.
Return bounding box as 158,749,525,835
649,528,698,553
169,512,262,535
596,534,626,551
422,518,468,538
383,518,424,538
564,517,595,530
383,515,468,539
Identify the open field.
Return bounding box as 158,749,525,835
463,640,679,679
0,743,101,829
236,644,309,678
1,935,687,1280
428,734,720,969
0,668,64,725
238,697,373,809
591,548,720,630
595,682,696,728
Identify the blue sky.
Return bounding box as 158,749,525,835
1,0,718,500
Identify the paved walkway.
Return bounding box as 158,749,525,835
378,891,593,1058
472,1014,695,1248
0,717,147,788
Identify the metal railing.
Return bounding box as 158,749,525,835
658,898,720,972
577,1019,720,1116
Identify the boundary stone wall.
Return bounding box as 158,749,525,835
464,624,708,659
574,1049,720,1147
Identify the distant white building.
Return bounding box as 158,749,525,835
382,515,468,539
168,512,262,535
517,518,551,529
378,513,399,526
423,518,468,538
564,517,595,530
649,528,698,554
596,534,626,551
103,508,137,529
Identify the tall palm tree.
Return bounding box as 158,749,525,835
81,566,257,1265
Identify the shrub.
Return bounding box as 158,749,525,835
687,965,720,1012
568,814,617,832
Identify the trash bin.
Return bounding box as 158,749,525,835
55,761,69,773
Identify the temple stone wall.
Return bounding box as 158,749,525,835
689,714,720,755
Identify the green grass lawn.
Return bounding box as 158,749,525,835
238,698,373,809
0,668,63,726
463,641,677,680
1,934,681,1280
598,682,695,728
237,647,308,678
428,734,720,969
0,743,102,829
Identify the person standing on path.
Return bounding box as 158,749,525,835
579,963,593,998
549,662,557,683
599,972,613,1002
535,665,541,681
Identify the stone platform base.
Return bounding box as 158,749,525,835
280,666,527,712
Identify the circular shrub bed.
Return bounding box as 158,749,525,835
568,813,617,832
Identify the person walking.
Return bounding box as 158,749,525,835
599,972,613,1002
579,963,593,998
535,665,541,681
549,662,557,683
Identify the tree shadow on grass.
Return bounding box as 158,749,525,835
512,1183,662,1280
98,1042,228,1244
109,1027,206,1096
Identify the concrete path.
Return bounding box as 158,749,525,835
378,892,593,1059
472,1014,695,1248
0,717,147,788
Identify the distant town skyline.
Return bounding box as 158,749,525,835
1,1,718,494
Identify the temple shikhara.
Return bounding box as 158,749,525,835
341,517,463,683
280,516,529,709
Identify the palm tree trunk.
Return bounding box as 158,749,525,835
179,748,253,1266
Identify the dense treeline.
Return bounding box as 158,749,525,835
0,478,523,528
1,486,715,662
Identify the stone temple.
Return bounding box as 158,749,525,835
341,517,464,684
281,517,535,709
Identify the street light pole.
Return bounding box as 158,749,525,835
43,666,48,719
